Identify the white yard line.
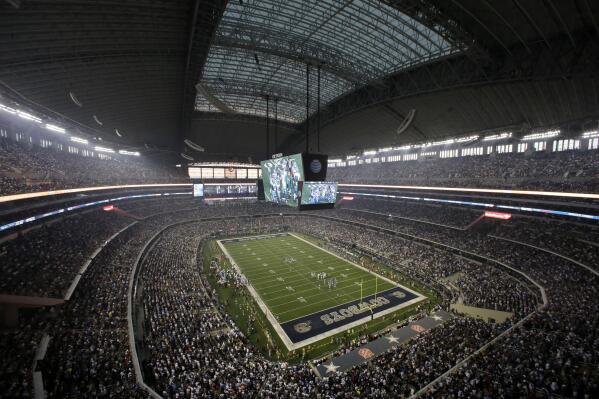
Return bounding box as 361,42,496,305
289,233,425,298
263,272,393,302
256,265,376,291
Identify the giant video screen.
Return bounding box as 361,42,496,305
260,154,304,207
193,183,204,197
300,181,337,205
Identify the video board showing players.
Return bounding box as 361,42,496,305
193,183,204,197
300,181,337,205
260,154,304,207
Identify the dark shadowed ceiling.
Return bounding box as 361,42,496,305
1,0,599,160
0,0,226,150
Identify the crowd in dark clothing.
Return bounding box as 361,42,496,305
0,136,186,195
0,210,131,298
0,198,597,398
328,149,599,192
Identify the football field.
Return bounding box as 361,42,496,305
218,232,426,350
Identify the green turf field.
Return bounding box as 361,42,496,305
219,233,397,323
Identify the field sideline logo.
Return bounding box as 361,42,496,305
294,321,312,333
358,348,375,360
392,291,406,299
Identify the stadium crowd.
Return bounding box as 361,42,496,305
328,149,599,192
0,209,131,297
338,197,481,229
136,219,514,398
292,216,538,318
328,206,599,398
41,221,154,398
0,136,186,195
0,309,47,398
492,218,599,272
1,132,599,196
0,198,597,398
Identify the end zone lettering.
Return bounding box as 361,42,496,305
321,296,390,326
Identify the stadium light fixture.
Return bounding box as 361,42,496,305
582,130,599,138
522,130,560,141
417,135,480,148
45,124,66,134
17,110,42,123
0,103,17,114
483,132,512,141
184,139,205,152
378,147,394,152
430,139,453,146
455,135,479,143
363,150,377,156
118,150,140,156
70,136,88,144
181,153,194,161
328,159,343,163
95,146,115,153
69,91,83,107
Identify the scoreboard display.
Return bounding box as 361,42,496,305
260,153,332,209
300,182,337,205
302,153,328,181
193,183,204,197
260,154,304,207
188,164,261,180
